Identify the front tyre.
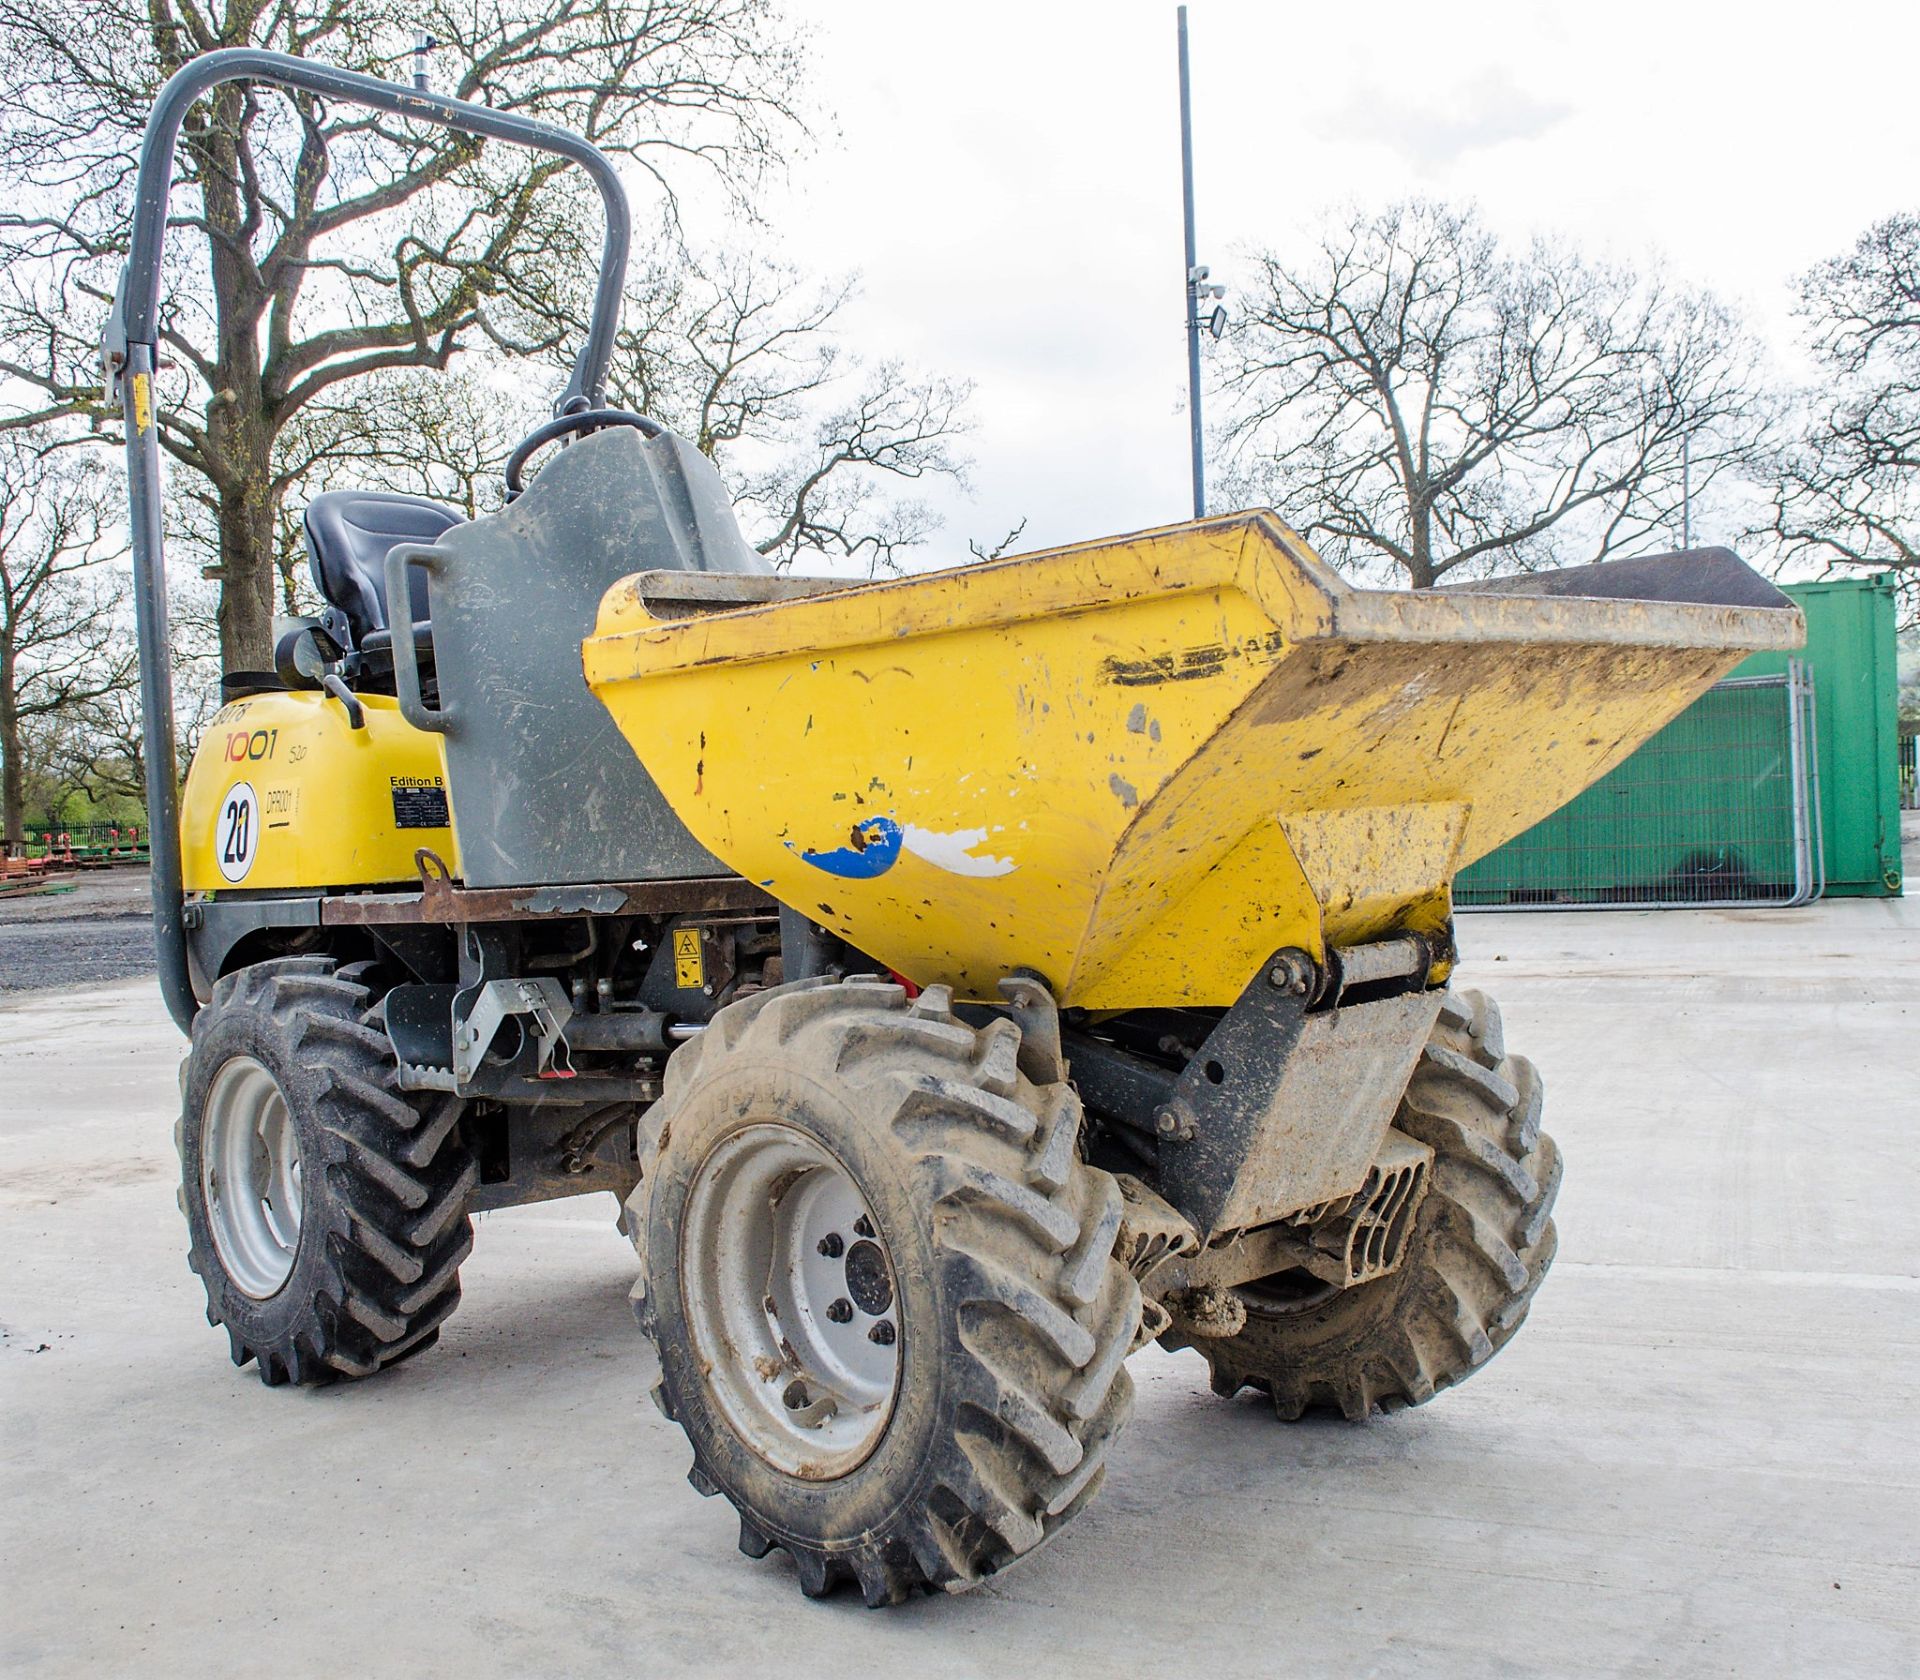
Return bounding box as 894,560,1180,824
1170,987,1561,1420
177,957,478,1385
629,977,1141,1606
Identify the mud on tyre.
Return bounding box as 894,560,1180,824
628,975,1142,1606
1169,987,1561,1420
177,956,478,1385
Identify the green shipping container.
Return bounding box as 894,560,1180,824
1726,576,1903,897
1456,574,1902,906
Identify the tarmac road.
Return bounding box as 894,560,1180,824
2,879,1916,1677
0,869,155,994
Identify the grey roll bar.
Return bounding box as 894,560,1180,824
101,49,635,1032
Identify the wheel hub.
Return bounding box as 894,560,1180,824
201,1055,303,1299
843,1239,893,1317
680,1124,901,1478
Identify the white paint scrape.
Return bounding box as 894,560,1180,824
901,824,1016,877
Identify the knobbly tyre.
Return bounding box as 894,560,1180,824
107,51,1803,1605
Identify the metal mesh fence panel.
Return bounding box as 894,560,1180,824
1457,662,1820,911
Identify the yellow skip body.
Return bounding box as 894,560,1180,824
180,691,456,893
584,513,1802,1008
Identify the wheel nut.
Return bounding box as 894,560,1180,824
826,1298,854,1323
816,1232,844,1259
868,1320,895,1346
853,1214,875,1239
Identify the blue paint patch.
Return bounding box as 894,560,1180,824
790,815,903,879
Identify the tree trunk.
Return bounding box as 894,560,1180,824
213,460,279,674
1,646,24,854
1407,502,1436,589
196,80,280,678
205,294,277,674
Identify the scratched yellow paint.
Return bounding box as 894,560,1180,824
584,513,1801,1007
180,690,457,892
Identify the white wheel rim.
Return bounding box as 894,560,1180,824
201,1056,303,1299
680,1123,901,1478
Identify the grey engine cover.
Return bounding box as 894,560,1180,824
427,424,769,887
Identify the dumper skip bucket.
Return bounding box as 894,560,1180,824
583,514,1801,1008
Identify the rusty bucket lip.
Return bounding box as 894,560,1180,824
582,511,1803,687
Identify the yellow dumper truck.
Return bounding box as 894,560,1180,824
106,52,1801,1605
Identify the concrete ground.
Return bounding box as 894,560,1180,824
3,882,1916,1675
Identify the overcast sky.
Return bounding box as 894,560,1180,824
727,0,1918,570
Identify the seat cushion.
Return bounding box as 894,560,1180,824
303,490,463,648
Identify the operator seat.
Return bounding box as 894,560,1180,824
302,490,463,690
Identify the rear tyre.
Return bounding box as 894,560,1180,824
1168,987,1560,1420
628,976,1141,1605
177,957,478,1385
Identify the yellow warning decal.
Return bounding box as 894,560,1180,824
672,927,705,990
131,371,153,433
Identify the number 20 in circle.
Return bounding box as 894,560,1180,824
216,781,259,883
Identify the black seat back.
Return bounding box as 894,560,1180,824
303,490,462,648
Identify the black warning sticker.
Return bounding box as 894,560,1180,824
391,776,450,830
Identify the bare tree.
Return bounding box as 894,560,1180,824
1760,211,1919,622
599,252,971,573
1217,200,1770,587
261,367,524,613
0,0,807,671
0,439,136,852
259,252,973,598
969,517,1028,562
